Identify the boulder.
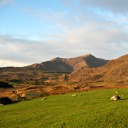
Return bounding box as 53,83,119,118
110,95,120,101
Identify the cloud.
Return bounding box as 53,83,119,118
0,35,50,66
60,0,128,15
0,34,70,67
68,19,128,55
52,1,128,59
0,0,13,7
79,0,128,14
0,60,26,67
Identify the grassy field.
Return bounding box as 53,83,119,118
1,88,128,128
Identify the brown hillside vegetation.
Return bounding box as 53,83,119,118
68,54,128,85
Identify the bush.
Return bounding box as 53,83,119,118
0,81,13,88
0,97,12,105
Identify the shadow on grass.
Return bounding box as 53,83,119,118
120,98,128,100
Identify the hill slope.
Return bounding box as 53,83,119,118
68,54,128,84
101,54,128,82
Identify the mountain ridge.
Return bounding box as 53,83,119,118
28,54,109,73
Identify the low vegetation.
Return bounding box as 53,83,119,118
0,97,12,105
1,88,128,128
0,81,13,88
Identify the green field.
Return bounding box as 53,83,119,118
1,88,128,128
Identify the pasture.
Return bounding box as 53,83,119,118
1,88,128,128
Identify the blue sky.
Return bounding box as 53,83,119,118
0,0,128,67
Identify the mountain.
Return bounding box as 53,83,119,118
0,54,109,85
68,54,128,84
28,54,109,73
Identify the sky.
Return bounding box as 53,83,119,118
0,0,128,67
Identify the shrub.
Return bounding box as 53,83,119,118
0,97,12,105
0,81,13,88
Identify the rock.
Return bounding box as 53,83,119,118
59,74,69,82
41,97,47,100
110,95,120,101
72,94,78,96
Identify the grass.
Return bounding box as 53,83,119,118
1,88,128,128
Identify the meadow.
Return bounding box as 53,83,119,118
1,88,128,128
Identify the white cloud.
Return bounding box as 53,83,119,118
64,22,128,58
0,35,70,67
0,60,27,67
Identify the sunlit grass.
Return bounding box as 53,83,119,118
1,88,128,128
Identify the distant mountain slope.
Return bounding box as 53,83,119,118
28,54,109,73
101,54,128,82
68,54,128,84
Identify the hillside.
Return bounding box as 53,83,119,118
28,54,109,72
101,54,128,82
68,54,128,84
